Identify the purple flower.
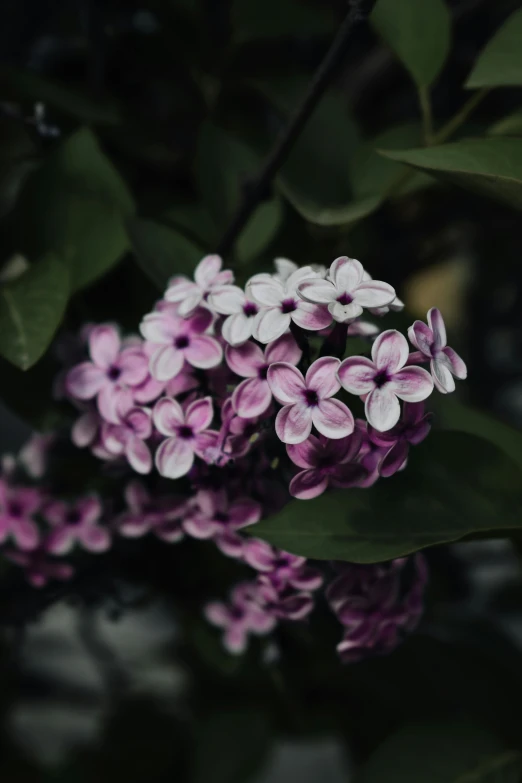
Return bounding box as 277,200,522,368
287,430,366,499
257,581,316,621
205,582,276,654
164,254,233,317
43,496,110,554
298,257,395,323
337,330,434,431
117,481,186,542
268,356,354,444
183,489,261,539
362,270,404,316
101,406,153,474
244,538,323,591
19,433,55,479
368,402,432,478
408,307,467,393
0,480,40,550
226,333,302,418
140,305,222,382
66,325,149,424
208,284,260,345
5,547,74,588
249,266,332,343
153,396,219,479
72,409,101,448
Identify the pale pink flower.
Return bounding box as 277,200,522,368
249,266,332,343
287,430,365,499
298,257,395,323
183,489,261,539
226,333,302,418
362,271,404,316
208,284,260,345
117,481,186,542
18,433,55,478
140,305,222,382
153,396,219,479
43,496,110,554
72,409,101,448
368,402,432,477
244,539,323,591
101,407,153,474
273,257,298,282
66,325,149,424
408,308,467,393
337,330,433,431
164,254,233,317
267,356,354,444
205,582,276,654
0,480,40,550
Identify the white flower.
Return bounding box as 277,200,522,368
208,285,260,346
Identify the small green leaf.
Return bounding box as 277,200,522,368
14,128,135,290
355,721,506,783
379,138,522,210
466,9,522,89
251,432,522,563
127,218,204,290
232,0,334,44
0,254,69,370
489,110,522,137
371,0,451,88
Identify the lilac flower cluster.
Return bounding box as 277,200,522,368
17,252,464,658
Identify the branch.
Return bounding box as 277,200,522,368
216,0,372,258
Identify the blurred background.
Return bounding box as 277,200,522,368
1,0,522,780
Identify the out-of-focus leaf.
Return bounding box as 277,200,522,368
194,123,282,262
162,201,218,247
355,721,506,783
380,138,522,210
0,117,37,219
488,110,522,137
0,66,121,125
371,0,451,88
251,432,522,562
232,0,335,44
456,752,521,782
14,128,135,290
0,355,63,429
466,9,522,89
0,254,69,370
127,218,204,290
192,708,271,783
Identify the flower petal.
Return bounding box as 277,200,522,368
209,284,244,315
286,434,321,469
428,307,447,350
389,366,434,402
79,525,111,553
442,346,467,379
253,308,291,343
153,397,185,436
365,387,401,431
265,333,302,365
193,430,221,463
125,436,152,474
226,341,264,378
305,356,341,399
430,357,455,394
330,257,364,291
285,266,319,293
337,356,376,394
372,329,408,372
353,280,395,308
118,349,149,386
77,496,103,525
89,325,120,368
140,312,177,344
408,320,434,356
155,437,194,479
243,538,276,571
164,279,199,303
184,335,223,369
45,527,74,555
312,398,354,439
176,293,203,318
232,377,272,418
150,345,184,382
97,385,133,425
194,254,222,287
186,397,213,432
72,411,99,447
11,518,39,551
289,469,329,500
291,302,332,332
328,301,363,323
185,307,214,334
249,277,284,306
380,441,409,478
66,363,105,399
274,257,298,281
297,278,336,304
228,498,261,529
275,404,313,444
221,312,253,346
224,626,248,655
204,602,231,627
267,362,305,404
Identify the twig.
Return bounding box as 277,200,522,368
216,0,372,258
418,86,433,146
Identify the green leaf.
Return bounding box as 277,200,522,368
232,0,334,44
371,0,451,88
14,128,135,290
127,218,204,290
489,110,522,137
355,721,507,783
456,752,521,783
194,123,282,262
251,432,522,563
379,138,522,210
0,66,121,125
466,9,522,89
0,254,69,370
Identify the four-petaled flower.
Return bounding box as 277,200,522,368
0,480,40,551
101,406,153,475
298,257,395,323
153,397,219,479
287,430,366,499
43,496,110,554
408,307,467,393
243,538,323,591
208,284,260,346
164,254,233,317
117,481,186,542
183,489,261,539
337,330,433,431
249,266,332,343
205,582,276,654
268,356,354,444
226,333,302,418
368,402,432,477
140,305,222,382
66,325,149,424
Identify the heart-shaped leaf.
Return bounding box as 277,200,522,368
466,9,522,89
127,218,204,291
